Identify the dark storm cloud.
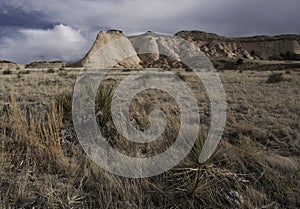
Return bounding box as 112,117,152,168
0,0,300,63
0,5,55,29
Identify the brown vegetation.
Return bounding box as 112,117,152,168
0,67,299,208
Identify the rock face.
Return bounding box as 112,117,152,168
176,31,300,60
129,32,211,69
80,30,141,69
129,32,184,68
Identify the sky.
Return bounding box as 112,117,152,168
0,0,300,64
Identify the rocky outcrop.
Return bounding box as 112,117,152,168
176,31,300,60
2,30,300,69
76,30,300,69
129,32,184,68
80,30,141,69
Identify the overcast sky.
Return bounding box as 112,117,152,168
0,0,300,63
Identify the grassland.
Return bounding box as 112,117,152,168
0,67,299,208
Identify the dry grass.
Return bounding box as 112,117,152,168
0,68,299,208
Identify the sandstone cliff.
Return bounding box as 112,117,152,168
175,31,300,60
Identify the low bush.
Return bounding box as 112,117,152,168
236,58,244,65
18,70,30,75
266,72,284,83
58,71,68,77
3,69,12,75
47,68,55,73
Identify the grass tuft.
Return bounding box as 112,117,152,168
55,92,73,116
95,86,114,126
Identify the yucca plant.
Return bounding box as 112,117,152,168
95,86,114,126
185,127,207,166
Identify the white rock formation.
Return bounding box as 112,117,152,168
81,30,141,69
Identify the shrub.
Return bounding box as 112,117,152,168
280,51,300,61
59,67,65,71
224,62,237,70
47,68,55,73
58,71,68,77
3,69,12,75
267,72,284,83
236,58,244,65
18,70,30,75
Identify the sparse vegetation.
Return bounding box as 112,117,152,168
266,72,284,83
47,68,55,73
58,71,68,77
236,58,244,65
18,70,30,75
280,51,300,61
0,69,299,208
224,61,238,70
285,70,291,74
3,69,12,75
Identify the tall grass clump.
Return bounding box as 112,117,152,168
55,92,73,117
95,86,114,126
1,93,64,173
54,85,114,126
